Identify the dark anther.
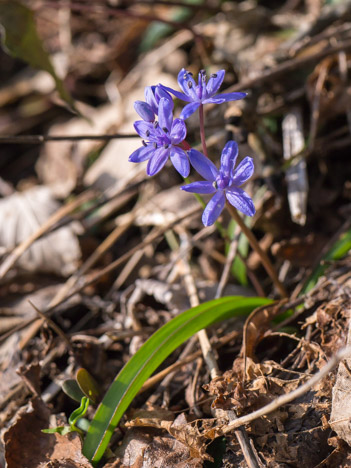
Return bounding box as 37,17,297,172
146,130,150,137
183,73,188,80
153,142,157,148
212,181,218,189
187,82,193,89
162,127,168,133
200,69,205,74
142,140,147,147
164,143,169,149
210,73,217,78
188,72,193,76
153,121,159,128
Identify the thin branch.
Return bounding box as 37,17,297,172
124,0,220,11
0,133,137,144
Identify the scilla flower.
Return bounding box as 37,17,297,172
161,69,247,120
181,141,255,226
134,85,172,122
129,97,189,177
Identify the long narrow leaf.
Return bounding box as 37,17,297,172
82,295,272,463
302,228,351,293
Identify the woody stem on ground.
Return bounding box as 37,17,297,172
199,104,209,158
226,202,288,298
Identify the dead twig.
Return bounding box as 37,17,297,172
0,133,137,144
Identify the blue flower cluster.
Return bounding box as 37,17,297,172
129,68,255,226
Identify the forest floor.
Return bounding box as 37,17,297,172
1,1,351,467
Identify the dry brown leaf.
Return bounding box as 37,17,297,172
4,397,91,468
112,427,203,468
126,412,211,461
242,301,284,363
0,186,81,276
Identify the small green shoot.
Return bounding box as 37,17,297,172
43,396,90,436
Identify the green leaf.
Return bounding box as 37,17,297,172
227,220,249,286
76,368,101,404
82,295,272,463
0,1,77,112
62,379,86,403
69,396,90,428
302,228,351,293
42,426,72,436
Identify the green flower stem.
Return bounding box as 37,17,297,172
226,202,288,298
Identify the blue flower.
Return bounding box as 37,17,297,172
129,97,189,177
134,85,173,122
161,69,247,120
181,141,255,226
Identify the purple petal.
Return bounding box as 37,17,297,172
155,85,173,104
226,187,255,217
170,118,186,144
147,148,169,176
129,145,155,162
206,70,225,96
145,87,158,114
134,101,154,122
170,147,190,177
180,101,201,120
177,69,198,102
202,191,226,226
158,98,173,132
134,120,155,139
203,92,247,105
188,149,218,182
181,181,216,194
231,157,254,186
220,141,238,179
159,84,192,102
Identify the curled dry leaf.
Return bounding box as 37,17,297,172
0,186,81,276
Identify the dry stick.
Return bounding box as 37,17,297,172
141,331,239,393
226,203,287,298
49,214,135,308
215,222,241,299
176,230,220,379
0,133,137,144
308,60,329,151
226,37,351,93
28,300,73,353
0,190,97,280
212,346,351,437
4,205,200,348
